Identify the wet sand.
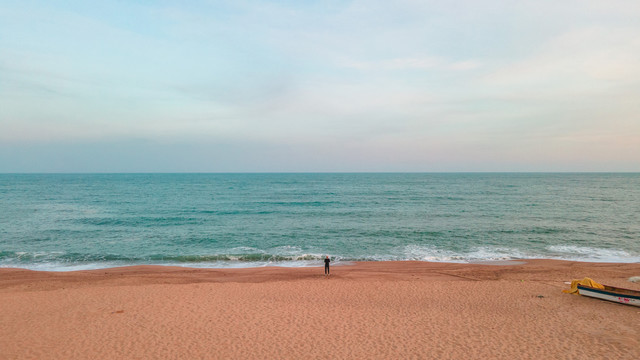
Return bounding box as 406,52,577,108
1,260,639,359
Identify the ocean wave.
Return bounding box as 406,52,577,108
546,245,640,262
365,245,640,263
0,251,327,263
2,244,639,272
0,250,332,271
391,245,537,263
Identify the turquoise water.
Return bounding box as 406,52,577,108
1,173,639,270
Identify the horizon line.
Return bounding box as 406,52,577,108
2,171,639,175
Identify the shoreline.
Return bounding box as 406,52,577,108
2,260,639,359
3,256,639,273
3,259,640,295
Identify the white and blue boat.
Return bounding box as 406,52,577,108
577,284,640,307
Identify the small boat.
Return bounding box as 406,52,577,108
577,284,640,307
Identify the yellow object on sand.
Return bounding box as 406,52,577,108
563,277,604,294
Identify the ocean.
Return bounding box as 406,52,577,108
1,173,639,271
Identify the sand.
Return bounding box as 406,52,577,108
1,260,639,359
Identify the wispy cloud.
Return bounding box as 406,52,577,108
484,26,640,86
338,57,481,71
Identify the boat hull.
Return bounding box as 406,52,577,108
577,284,640,307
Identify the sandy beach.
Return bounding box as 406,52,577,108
1,260,639,359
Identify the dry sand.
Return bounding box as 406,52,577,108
1,260,639,359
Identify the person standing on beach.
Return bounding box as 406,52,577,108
324,255,331,276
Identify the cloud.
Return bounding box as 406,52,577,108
483,26,640,87
447,60,481,71
338,57,481,72
1,1,640,171
340,57,441,70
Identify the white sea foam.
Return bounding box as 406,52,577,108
0,262,127,272
546,245,640,263
462,247,537,262
401,245,464,262
399,245,537,263
394,244,640,264
166,259,325,269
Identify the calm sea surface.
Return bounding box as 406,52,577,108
1,173,639,270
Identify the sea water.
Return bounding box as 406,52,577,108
1,173,639,271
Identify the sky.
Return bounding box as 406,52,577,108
1,0,639,172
